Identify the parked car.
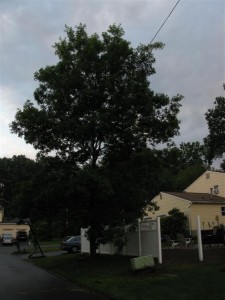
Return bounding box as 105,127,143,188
2,233,14,245
16,230,28,241
60,235,81,253
61,235,73,243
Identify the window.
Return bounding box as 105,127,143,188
221,207,225,216
214,185,219,194
206,173,210,179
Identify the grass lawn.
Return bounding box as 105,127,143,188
15,240,61,253
30,251,225,300
39,243,60,253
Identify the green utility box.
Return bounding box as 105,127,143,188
130,255,155,273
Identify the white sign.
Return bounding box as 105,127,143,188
140,220,157,231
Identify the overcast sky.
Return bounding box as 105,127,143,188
0,0,224,160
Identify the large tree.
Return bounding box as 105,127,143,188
156,142,207,191
204,85,225,165
10,24,182,255
0,155,37,219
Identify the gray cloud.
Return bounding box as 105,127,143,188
0,0,224,159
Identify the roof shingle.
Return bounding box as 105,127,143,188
163,192,225,204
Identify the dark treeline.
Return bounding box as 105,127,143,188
0,142,208,240
5,24,225,254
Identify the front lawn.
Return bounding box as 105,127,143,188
30,251,225,300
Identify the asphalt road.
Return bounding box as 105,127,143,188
0,243,108,300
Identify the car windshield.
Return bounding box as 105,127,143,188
67,236,80,242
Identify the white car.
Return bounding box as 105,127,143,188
2,234,14,245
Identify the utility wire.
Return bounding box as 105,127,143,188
150,0,181,44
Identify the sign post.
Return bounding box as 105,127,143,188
157,217,162,264
197,215,203,262
138,219,141,256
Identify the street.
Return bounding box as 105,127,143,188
0,243,108,300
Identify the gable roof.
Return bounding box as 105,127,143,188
184,170,225,192
163,192,225,204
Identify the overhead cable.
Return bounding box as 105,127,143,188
150,0,181,44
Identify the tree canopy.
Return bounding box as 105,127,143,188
0,147,207,242
0,155,37,219
10,24,183,255
204,85,225,165
10,24,182,165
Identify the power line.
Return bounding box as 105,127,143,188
150,0,181,44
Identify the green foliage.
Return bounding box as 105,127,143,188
0,155,37,219
174,163,206,191
33,220,51,241
10,24,182,166
221,160,225,172
179,141,207,167
158,142,207,173
204,86,225,165
10,24,183,255
161,208,188,239
157,142,207,191
0,145,206,245
106,149,163,221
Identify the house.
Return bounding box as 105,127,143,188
184,170,225,196
0,206,30,239
0,222,30,239
0,206,3,222
147,171,225,235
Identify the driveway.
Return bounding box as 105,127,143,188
0,244,108,300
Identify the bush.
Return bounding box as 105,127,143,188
161,208,188,239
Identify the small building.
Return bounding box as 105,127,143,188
0,206,3,222
0,206,30,239
147,171,225,235
0,222,30,239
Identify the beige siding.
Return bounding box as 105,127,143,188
185,171,225,197
146,172,225,236
0,223,30,238
190,204,225,231
147,193,191,219
146,192,225,234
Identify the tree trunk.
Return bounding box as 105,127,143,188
89,226,97,257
